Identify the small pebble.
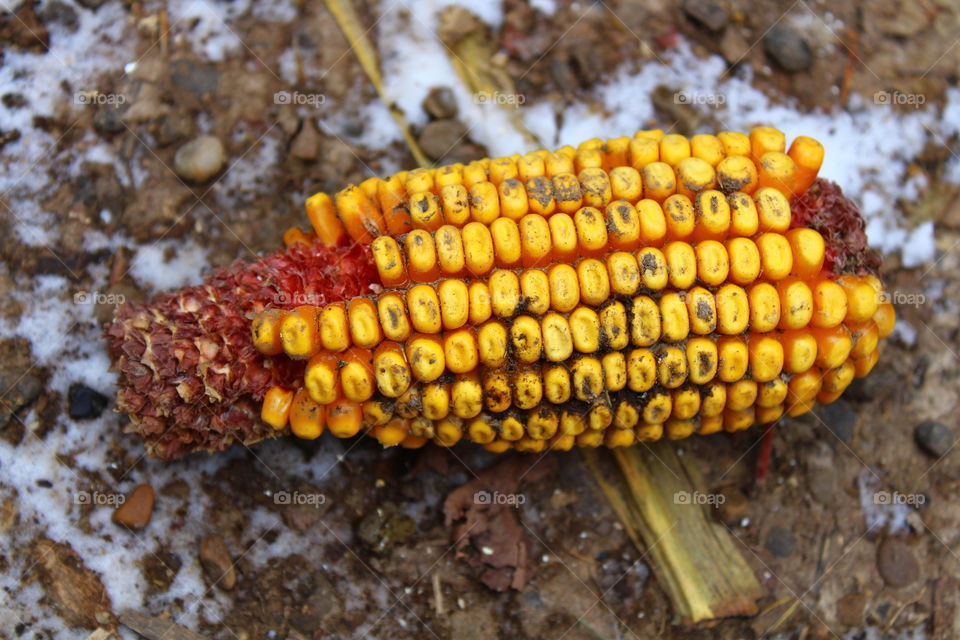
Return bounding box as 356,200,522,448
113,484,155,530
914,420,953,458
764,24,813,72
876,538,919,588
422,86,458,120
764,525,796,558
173,135,225,183
683,0,727,31
418,119,469,162
289,120,320,161
199,535,236,590
68,383,108,420
846,368,897,402
817,400,857,444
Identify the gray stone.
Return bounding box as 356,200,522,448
422,86,458,120
876,538,919,588
765,525,796,557
764,24,813,72
914,420,953,458
683,0,727,31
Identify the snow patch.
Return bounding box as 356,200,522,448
129,240,211,291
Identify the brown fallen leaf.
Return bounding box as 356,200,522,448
30,538,112,630
443,455,556,591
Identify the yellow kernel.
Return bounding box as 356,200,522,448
837,275,879,323
695,240,730,286
451,373,483,419
434,163,464,189
468,281,492,325
280,306,321,359
526,176,556,216
660,134,691,167
434,225,466,275
716,155,758,195
757,378,788,407
717,131,751,156
589,404,614,431
489,157,518,185
340,349,375,402
812,325,852,369
510,315,543,363
371,236,407,288
347,298,382,349
644,390,673,424
606,251,640,296
547,264,580,312
602,352,627,392
405,168,434,195
421,382,450,420
726,237,761,285
693,189,731,241
439,184,470,226
406,284,442,333
437,279,469,330
748,334,784,382
518,153,546,182
749,126,786,162
663,194,695,241
821,360,856,396
574,206,609,255
435,417,463,446
659,292,690,342
513,366,544,409
630,295,661,346
636,247,668,290
676,157,717,200
569,306,601,353
548,212,578,263
657,345,688,389
748,282,781,332
671,387,701,420
490,217,522,268
261,386,294,430
541,313,574,362
781,329,817,374
685,286,717,335
319,303,350,352
701,382,727,417
614,401,640,430
462,222,495,276
757,151,797,198
571,356,605,401
477,320,509,367
727,191,760,236
641,162,676,203
606,200,641,251
373,343,411,398
520,269,550,315
811,279,847,328
777,277,814,330
637,199,667,245
498,178,529,221
406,335,446,382
686,337,718,385
490,270,521,318
577,258,611,306
405,230,439,282
552,173,583,214
579,168,613,208
543,363,571,404
663,241,697,289
546,152,575,177
290,388,325,439
629,137,659,169
575,147,604,174
252,309,283,355
755,187,792,233
410,191,442,231
377,294,411,341
600,301,629,350
723,406,755,432
691,134,724,166
717,336,749,383
627,348,657,392
444,329,479,374
756,232,793,280
727,379,757,411
715,284,749,335
609,166,643,202
467,416,495,443
520,213,552,267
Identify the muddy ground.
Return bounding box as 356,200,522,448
1,0,960,638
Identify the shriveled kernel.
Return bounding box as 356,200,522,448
686,337,718,384
405,230,439,282
335,185,384,243
280,306,321,359
520,269,550,315
467,416,496,443
570,306,602,353
636,199,668,245
319,303,350,352
676,157,717,200
579,168,613,208
406,335,446,382
663,194,695,240
371,236,407,288
437,279,469,330
543,363,572,403
781,329,818,374
306,192,346,247
435,417,463,446
643,390,673,424
637,423,665,441
748,334,784,382
421,382,450,420
513,366,544,409
657,345,688,389
636,248,668,290
489,217,522,269
605,201,641,251
439,184,470,226
500,415,525,440
695,240,730,286
641,162,676,203
547,264,580,312
252,309,283,356
755,187,792,233
541,313,574,362
340,348,375,402
511,315,544,363
685,286,717,335
477,320,509,367
849,321,879,359
716,155,758,195
726,194,759,239
482,370,512,412
498,178,529,221
723,406,755,433
701,382,727,417
410,191,442,230
526,176,557,216
490,270,521,318
853,348,880,378
434,225,466,275
406,284,442,333
606,252,640,296
462,222,495,276
726,237,761,285
671,387,701,420
614,401,640,429
577,259,611,306
589,404,614,431
573,206,609,256
756,233,793,280
396,387,422,418
627,348,657,392
468,282,492,325
552,173,583,214
444,329,479,374
659,292,690,342
630,295,661,346
663,241,697,289
378,294,411,341
874,302,895,339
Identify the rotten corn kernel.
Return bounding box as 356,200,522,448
259,127,894,452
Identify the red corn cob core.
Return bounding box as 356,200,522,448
105,179,878,460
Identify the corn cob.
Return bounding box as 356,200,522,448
107,127,894,459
